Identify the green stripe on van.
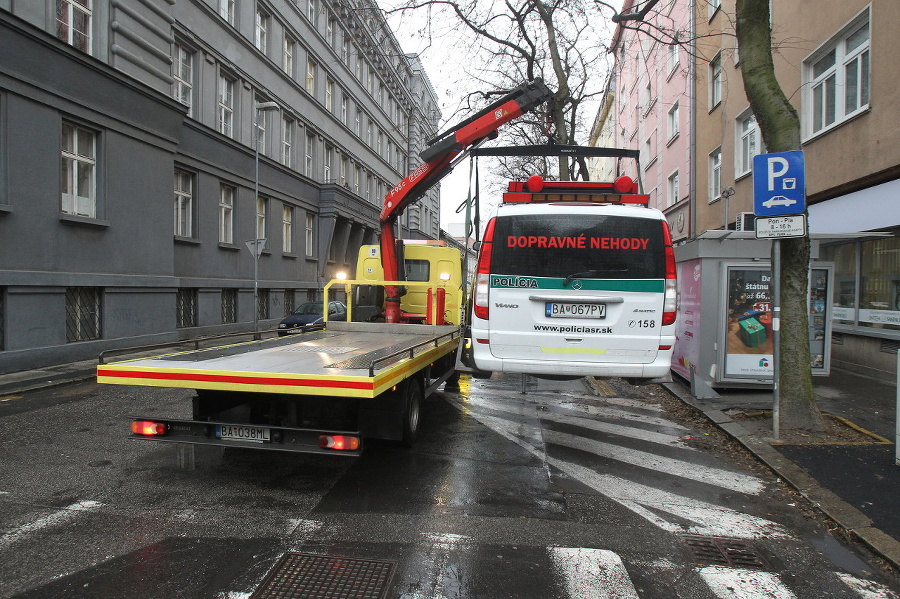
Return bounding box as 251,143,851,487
489,276,664,293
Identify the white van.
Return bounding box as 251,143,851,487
470,197,677,379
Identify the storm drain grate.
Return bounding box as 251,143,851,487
250,552,395,599
681,535,770,570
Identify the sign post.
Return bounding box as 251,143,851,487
753,151,807,441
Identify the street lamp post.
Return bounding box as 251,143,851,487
252,101,280,339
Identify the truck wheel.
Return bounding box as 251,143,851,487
401,380,422,447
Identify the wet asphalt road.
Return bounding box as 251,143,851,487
1,374,899,598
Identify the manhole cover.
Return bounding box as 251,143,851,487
250,552,395,599
681,535,770,570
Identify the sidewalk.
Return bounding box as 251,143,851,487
3,359,900,570
665,370,900,569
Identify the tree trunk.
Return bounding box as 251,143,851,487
735,0,823,432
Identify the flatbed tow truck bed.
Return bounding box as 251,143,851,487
98,322,458,398
98,322,459,455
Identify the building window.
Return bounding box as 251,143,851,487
61,121,96,218
222,289,237,324
366,122,373,147
281,116,293,167
736,110,762,178
257,288,270,320
174,169,194,237
307,0,317,23
708,147,722,202
255,6,269,53
668,42,679,74
340,156,348,186
323,144,333,181
667,171,679,207
283,290,294,316
354,166,361,194
219,184,235,244
709,52,722,108
177,288,197,328
56,0,92,53
256,99,268,155
355,48,363,80
218,0,235,25
707,0,721,20
173,43,193,115
305,212,314,256
305,132,315,177
256,196,267,240
805,12,870,137
341,39,349,64
283,36,295,76
306,59,317,95
354,109,362,137
218,73,235,138
65,287,101,342
325,77,334,112
282,204,293,253
327,17,336,47
667,102,679,141
340,96,348,125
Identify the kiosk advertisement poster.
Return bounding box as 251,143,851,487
725,267,774,377
672,259,702,380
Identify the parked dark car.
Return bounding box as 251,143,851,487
277,301,346,335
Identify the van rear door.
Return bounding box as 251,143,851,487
485,206,667,366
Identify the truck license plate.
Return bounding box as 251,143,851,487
216,424,271,443
546,302,606,319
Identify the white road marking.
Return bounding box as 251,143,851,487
538,409,697,449
444,396,785,539
287,518,322,538
0,500,102,550
698,566,797,599
407,532,474,599
545,429,764,495
550,547,639,599
835,572,900,598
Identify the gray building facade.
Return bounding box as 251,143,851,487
0,0,441,373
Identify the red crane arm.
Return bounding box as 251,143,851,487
378,80,552,322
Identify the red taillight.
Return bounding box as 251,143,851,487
319,435,360,451
131,420,166,436
473,218,496,320
661,220,677,326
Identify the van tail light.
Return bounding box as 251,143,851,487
661,220,677,326
473,218,496,321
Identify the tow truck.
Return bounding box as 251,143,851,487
97,79,553,456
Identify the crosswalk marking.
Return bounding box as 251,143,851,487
550,547,640,599
836,572,900,598
698,565,797,599
0,500,101,550
538,408,697,449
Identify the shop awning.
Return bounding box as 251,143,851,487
808,178,900,234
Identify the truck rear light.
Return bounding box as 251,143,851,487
319,435,360,451
131,420,166,436
473,218,496,320
661,220,677,326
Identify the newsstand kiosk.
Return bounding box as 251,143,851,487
672,231,832,392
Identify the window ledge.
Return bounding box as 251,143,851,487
305,256,318,262
802,105,871,145
734,171,751,183
666,132,680,147
218,242,240,251
708,196,722,205
283,252,298,259
0,203,12,214
174,235,201,245
708,101,721,114
60,213,110,229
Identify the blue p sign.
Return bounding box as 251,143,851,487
753,151,806,216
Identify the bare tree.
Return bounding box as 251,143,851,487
736,0,823,432
383,0,613,181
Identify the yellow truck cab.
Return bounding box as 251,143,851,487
355,241,464,325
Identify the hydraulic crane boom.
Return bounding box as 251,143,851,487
379,79,553,323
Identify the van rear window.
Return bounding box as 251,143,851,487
491,213,665,279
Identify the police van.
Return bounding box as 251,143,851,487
469,175,677,379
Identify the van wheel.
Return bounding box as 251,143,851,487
401,380,422,447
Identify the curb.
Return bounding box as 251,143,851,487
662,379,900,570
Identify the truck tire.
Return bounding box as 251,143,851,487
401,379,422,447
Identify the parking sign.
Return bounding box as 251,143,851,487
753,151,806,216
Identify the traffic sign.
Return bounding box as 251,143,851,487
753,151,806,216
245,238,267,257
755,214,806,239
